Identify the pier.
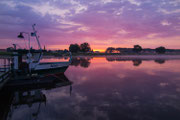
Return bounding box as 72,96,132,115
0,58,12,89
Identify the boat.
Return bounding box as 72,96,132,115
12,24,72,74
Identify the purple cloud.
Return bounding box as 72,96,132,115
0,0,179,50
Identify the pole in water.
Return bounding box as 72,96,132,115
70,85,72,96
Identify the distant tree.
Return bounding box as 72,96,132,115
133,45,142,53
6,47,14,52
155,46,166,54
116,48,121,53
116,48,132,53
48,50,52,53
63,49,69,53
105,47,116,53
80,42,91,52
69,44,80,53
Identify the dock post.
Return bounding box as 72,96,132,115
13,52,19,70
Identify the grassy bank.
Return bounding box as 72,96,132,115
1,51,180,56
71,52,180,56
0,52,12,56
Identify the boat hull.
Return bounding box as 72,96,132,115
32,66,69,75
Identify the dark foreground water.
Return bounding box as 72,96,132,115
1,56,180,120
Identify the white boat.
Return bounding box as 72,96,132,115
13,24,72,74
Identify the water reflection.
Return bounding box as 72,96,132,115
65,57,180,120
0,73,72,120
106,57,167,66
71,57,92,68
40,56,169,69
132,60,142,66
1,56,180,120
154,59,166,64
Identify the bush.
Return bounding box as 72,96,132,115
155,46,166,54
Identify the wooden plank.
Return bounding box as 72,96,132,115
0,70,11,83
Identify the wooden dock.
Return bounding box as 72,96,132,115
0,58,12,89
0,71,11,90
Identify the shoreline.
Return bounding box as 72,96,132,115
40,54,180,61
1,52,180,60
73,55,180,60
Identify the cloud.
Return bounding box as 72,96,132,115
161,20,171,26
114,7,124,15
62,0,88,14
158,8,180,14
20,2,71,18
97,11,107,14
102,0,114,4
77,26,89,32
0,15,24,24
147,33,159,39
127,0,141,6
117,29,130,35
169,0,180,6
0,0,180,49
0,1,17,9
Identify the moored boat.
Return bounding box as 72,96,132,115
12,24,72,74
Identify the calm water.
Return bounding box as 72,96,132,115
1,56,180,120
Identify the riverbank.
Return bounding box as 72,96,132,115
71,52,180,56
0,52,12,56
103,55,180,60
2,51,180,57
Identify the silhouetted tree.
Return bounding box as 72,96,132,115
6,47,14,52
63,49,69,53
69,44,80,53
116,48,121,53
155,46,166,54
133,45,142,53
80,42,91,52
105,47,116,53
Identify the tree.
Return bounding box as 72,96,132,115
6,47,14,52
63,49,69,53
105,47,116,53
69,44,80,53
155,46,166,54
80,42,91,52
133,45,142,53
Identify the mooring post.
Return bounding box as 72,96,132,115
13,52,19,70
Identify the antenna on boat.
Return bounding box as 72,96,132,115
32,24,42,50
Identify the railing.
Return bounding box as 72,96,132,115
0,58,12,72
0,70,11,83
0,58,12,83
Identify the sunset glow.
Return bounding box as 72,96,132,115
0,0,180,50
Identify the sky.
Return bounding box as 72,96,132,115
0,0,180,51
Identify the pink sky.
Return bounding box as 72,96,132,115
0,0,180,51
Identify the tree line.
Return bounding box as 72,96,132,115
106,45,166,54
69,42,91,53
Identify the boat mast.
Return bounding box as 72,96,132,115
32,24,42,50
